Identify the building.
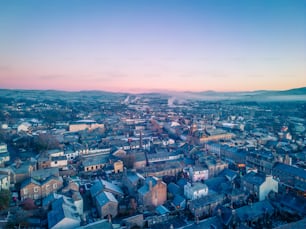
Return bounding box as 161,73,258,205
184,182,209,200
246,150,275,175
204,157,228,178
48,196,81,229
20,176,63,201
113,160,123,173
82,155,109,172
95,191,118,218
273,162,306,196
242,171,278,201
0,142,10,166
69,120,104,132
188,193,224,218
0,173,9,190
122,169,145,195
51,156,68,168
189,166,209,182
90,179,124,200
200,130,235,143
138,176,167,208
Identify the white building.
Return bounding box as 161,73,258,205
0,174,10,190
0,143,10,165
189,166,209,182
184,182,209,200
242,172,278,201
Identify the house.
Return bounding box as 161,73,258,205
0,142,9,166
37,154,51,169
235,200,274,227
82,155,109,172
20,176,63,201
184,182,209,200
242,171,278,201
9,160,37,184
138,176,167,208
188,193,224,218
113,160,123,173
122,169,145,195
204,157,228,178
48,196,81,229
90,179,124,200
51,156,68,168
31,167,59,181
273,162,306,196
95,191,118,218
188,166,209,182
44,192,83,219
0,173,9,190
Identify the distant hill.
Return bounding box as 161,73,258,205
0,86,305,102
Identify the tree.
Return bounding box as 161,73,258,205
0,189,10,210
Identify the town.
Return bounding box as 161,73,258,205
0,89,305,228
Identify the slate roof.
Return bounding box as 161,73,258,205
96,191,117,208
90,179,123,197
20,178,41,189
220,168,238,181
48,197,80,229
242,171,265,186
155,205,170,215
172,195,185,206
273,162,306,180
167,182,181,195
235,200,274,222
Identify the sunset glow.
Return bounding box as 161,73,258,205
0,0,305,93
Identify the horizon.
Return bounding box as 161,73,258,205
1,0,305,92
1,85,306,95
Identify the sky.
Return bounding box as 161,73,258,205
0,0,305,93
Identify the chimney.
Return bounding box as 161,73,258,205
149,180,152,191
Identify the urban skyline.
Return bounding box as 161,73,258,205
0,0,305,93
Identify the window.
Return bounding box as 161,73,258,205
23,188,28,195
46,184,50,191
53,183,57,189
34,187,39,193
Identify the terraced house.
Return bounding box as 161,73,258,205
20,176,63,201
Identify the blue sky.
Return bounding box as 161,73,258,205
0,0,305,92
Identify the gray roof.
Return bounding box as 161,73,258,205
101,179,124,196
235,200,274,221
173,195,185,206
90,179,123,197
168,182,181,195
48,197,80,229
20,178,40,189
31,168,59,181
155,205,170,215
96,191,117,207
242,172,265,186
82,155,109,167
274,162,306,180
138,176,159,196
181,216,223,229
